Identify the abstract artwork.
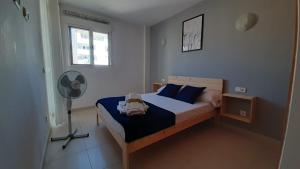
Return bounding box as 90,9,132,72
182,14,204,52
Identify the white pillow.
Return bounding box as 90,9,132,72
156,85,166,93
198,89,222,107
156,84,185,94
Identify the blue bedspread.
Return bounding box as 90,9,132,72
96,96,175,143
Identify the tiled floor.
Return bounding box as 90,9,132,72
43,107,282,169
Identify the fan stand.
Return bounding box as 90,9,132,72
51,99,89,149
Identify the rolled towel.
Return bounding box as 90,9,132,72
118,101,149,115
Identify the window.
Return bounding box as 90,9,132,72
69,27,110,66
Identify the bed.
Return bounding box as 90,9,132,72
96,76,223,169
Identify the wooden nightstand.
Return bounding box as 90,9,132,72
220,93,256,123
152,83,164,92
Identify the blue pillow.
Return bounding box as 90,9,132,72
174,86,206,104
157,84,182,98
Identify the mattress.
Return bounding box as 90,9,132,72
141,93,214,123
97,93,214,141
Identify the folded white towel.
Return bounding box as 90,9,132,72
117,94,149,116
125,102,148,116
126,102,148,110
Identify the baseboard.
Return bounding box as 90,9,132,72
72,105,96,111
40,126,51,169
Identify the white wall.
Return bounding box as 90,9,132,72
60,4,145,109
143,26,151,92
0,0,49,169
279,1,300,167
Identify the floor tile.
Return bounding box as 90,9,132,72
87,145,121,169
43,107,281,169
83,124,117,149
44,151,92,169
45,123,87,164
104,163,122,169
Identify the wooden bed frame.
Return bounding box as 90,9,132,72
96,76,223,169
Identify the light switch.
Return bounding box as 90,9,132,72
235,86,247,93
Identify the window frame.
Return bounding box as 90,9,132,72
68,26,111,67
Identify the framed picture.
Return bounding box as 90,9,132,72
182,14,204,52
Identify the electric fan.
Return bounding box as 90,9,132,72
51,70,89,149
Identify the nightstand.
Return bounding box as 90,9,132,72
220,93,256,123
152,83,164,92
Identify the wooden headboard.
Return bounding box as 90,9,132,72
168,76,223,92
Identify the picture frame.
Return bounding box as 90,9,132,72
182,14,204,52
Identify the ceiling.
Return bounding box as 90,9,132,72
60,0,204,26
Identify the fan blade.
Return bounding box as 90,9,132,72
75,74,85,84
61,76,72,88
70,89,81,98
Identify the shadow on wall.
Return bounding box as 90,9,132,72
222,97,284,139
255,98,284,137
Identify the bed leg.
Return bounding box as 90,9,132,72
122,148,129,169
96,114,99,126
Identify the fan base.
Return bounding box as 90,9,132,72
51,129,89,149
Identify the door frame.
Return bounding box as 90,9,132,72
279,0,299,168
39,0,57,126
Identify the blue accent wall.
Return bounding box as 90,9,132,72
150,0,295,139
